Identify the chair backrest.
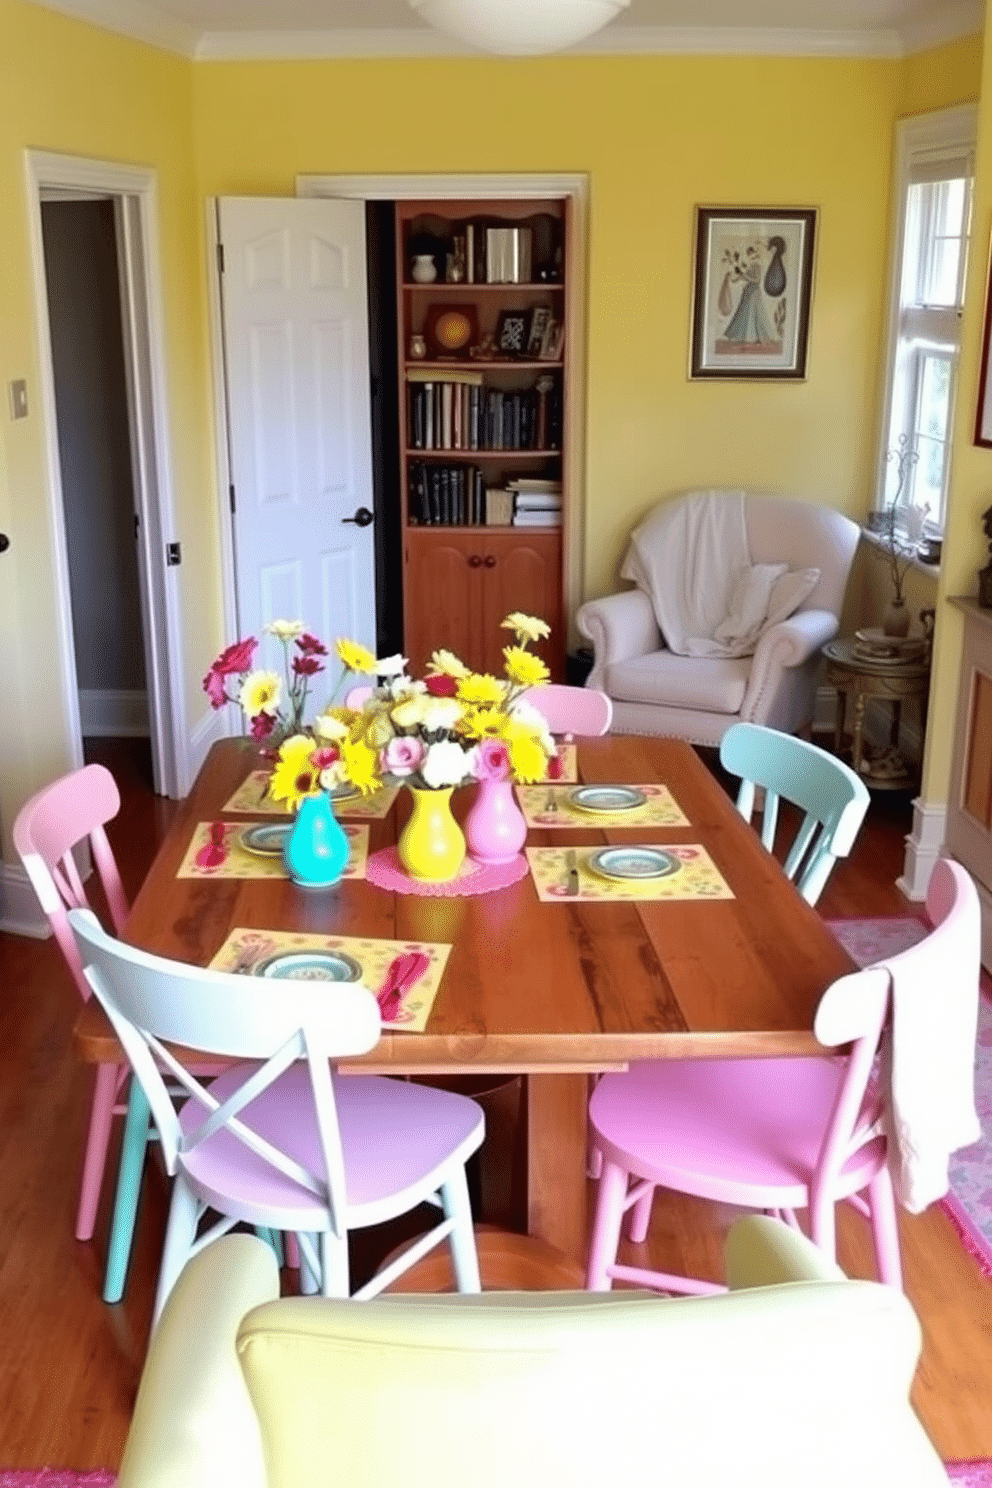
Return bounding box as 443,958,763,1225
68,908,382,1234
811,857,977,1218
719,722,870,906
344,685,373,709
13,763,129,1001
523,684,612,739
742,492,860,620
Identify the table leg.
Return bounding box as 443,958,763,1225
525,1073,589,1263
889,699,903,750
852,691,866,777
833,684,845,757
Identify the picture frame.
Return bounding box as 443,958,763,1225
538,318,564,362
526,304,552,358
494,309,530,358
424,303,479,360
689,207,817,380
974,249,992,446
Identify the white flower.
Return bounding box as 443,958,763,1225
313,712,348,742
420,696,463,731
375,653,409,678
508,697,554,754
391,694,429,729
420,740,472,789
385,675,426,701
265,619,304,641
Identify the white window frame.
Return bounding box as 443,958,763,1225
874,104,977,536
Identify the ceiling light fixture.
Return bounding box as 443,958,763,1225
408,0,631,55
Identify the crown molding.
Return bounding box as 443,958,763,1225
31,1,985,63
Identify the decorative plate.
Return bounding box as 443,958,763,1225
588,847,680,882
425,303,479,359
255,950,363,982
239,822,291,857
569,785,647,815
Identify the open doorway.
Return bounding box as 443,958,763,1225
25,151,188,799
41,197,149,776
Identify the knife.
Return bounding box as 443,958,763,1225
565,848,580,897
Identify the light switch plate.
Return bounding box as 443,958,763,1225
9,380,28,420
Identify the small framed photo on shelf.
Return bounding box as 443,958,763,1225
526,305,552,358
495,309,530,358
424,303,479,360
689,206,817,380
538,319,564,361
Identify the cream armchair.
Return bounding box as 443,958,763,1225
116,1218,946,1488
577,491,860,745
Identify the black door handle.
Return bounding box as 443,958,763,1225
342,506,374,528
0,534,8,553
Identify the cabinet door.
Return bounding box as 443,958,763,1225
404,533,483,674
480,533,563,677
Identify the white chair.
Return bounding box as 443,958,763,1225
69,908,484,1324
720,722,871,906
577,490,860,744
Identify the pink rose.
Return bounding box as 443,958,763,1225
381,736,426,777
474,739,511,782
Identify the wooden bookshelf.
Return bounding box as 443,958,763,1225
396,198,568,678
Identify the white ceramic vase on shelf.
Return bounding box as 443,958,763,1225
411,255,437,284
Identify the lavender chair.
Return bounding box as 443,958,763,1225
69,907,484,1325
523,683,612,739
586,859,979,1295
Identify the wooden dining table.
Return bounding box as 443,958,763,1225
74,734,852,1269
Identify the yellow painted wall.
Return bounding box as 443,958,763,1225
193,53,902,603
0,7,982,872
0,0,212,855
900,31,983,114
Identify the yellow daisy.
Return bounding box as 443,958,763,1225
503,646,550,688
426,648,471,680
340,736,380,795
336,637,377,674
269,734,320,810
458,705,508,741
505,726,548,784
500,612,550,645
240,669,282,720
457,672,507,707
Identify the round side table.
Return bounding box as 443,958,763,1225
822,638,931,790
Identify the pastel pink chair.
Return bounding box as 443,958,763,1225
70,906,485,1325
344,685,373,708
14,765,132,1244
523,683,612,739
586,858,979,1296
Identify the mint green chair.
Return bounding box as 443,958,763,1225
719,722,871,907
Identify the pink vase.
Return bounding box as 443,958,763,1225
465,776,527,865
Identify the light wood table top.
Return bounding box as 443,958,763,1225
73,735,852,1261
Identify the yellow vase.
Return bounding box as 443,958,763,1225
397,787,465,882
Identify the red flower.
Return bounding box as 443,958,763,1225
250,711,277,740
425,673,458,697
213,637,257,675
292,655,324,677
311,746,340,769
296,633,328,657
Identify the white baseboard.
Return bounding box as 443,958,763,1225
79,688,150,738
0,863,50,937
896,799,947,902
187,706,229,789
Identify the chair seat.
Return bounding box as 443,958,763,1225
605,651,750,714
589,1057,886,1209
180,1067,484,1228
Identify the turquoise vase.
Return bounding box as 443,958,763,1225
282,792,349,888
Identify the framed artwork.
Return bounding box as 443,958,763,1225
689,207,817,380
495,309,529,358
538,319,564,362
975,251,992,446
424,303,479,360
526,305,552,357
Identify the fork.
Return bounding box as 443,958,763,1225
545,788,558,814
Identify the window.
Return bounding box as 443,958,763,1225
876,106,976,534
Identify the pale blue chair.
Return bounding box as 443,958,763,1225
719,722,871,907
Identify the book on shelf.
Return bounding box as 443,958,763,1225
506,477,562,493
408,462,488,526
514,493,562,511
485,487,515,526
406,366,484,385
512,508,562,527
486,226,533,285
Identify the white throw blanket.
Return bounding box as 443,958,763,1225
878,889,982,1214
620,490,818,658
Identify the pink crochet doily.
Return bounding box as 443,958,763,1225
366,846,529,897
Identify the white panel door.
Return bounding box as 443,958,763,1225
217,197,376,684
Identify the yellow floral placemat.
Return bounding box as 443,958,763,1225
223,771,399,821
516,782,689,830
208,927,450,1032
526,844,733,902
178,821,369,880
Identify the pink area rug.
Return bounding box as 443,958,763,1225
828,915,992,1280
2,1466,990,1486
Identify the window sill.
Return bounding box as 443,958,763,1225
860,525,942,581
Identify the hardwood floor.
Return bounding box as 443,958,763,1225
0,739,989,1469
